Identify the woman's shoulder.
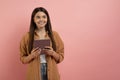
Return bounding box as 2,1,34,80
52,30,59,36
21,32,30,40
52,30,63,40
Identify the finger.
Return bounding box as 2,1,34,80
44,46,50,48
34,51,41,58
32,47,40,52
34,48,41,53
44,46,52,50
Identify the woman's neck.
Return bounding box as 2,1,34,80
36,27,46,34
35,27,47,38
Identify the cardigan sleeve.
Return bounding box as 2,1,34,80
19,32,33,64
53,31,64,63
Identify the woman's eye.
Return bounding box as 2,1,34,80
36,16,40,18
43,16,47,18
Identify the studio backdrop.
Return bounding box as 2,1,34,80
0,0,120,80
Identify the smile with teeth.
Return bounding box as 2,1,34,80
37,21,46,25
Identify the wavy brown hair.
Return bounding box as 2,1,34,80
28,7,56,53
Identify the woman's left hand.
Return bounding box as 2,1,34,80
43,46,55,56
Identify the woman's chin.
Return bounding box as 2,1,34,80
37,26,45,30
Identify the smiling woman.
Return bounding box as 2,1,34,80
19,7,64,80
34,11,48,29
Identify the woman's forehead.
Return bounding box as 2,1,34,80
35,11,47,16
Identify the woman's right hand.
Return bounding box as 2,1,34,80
30,47,41,59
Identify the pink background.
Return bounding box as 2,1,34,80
0,0,120,80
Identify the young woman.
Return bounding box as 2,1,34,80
20,7,64,80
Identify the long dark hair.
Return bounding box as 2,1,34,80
28,7,56,53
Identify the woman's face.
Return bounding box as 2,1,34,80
34,11,48,29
